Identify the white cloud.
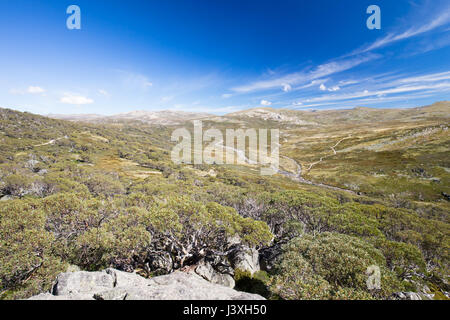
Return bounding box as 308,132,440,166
98,89,109,97
282,84,292,92
311,82,339,92
339,80,358,86
260,100,272,106
60,94,94,105
10,86,46,95
328,86,341,92
27,86,45,94
221,93,232,98
293,79,328,91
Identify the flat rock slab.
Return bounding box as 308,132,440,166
28,268,265,300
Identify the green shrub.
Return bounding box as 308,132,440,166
270,233,402,299
0,200,66,299
2,174,35,197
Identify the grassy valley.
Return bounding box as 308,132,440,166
0,103,449,300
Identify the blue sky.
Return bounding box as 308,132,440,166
0,0,449,115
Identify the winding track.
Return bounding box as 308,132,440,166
307,135,352,171
277,155,356,194
216,139,356,194
33,136,68,147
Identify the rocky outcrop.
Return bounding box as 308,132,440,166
228,246,260,275
194,259,235,288
28,268,264,300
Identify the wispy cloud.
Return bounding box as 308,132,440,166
231,54,379,93
290,93,436,110
98,89,109,97
293,79,328,91
260,100,272,106
303,82,450,104
351,8,450,55
169,104,244,115
116,70,153,90
396,71,450,83
284,69,450,109
27,86,45,94
60,94,94,105
10,86,46,95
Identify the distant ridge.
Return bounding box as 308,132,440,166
48,110,213,125
45,101,449,126
224,101,450,125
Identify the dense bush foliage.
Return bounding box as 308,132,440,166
0,192,272,298
270,233,402,300
0,200,66,299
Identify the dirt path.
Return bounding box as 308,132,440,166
218,141,356,194
307,135,352,171
33,136,68,147
278,155,356,194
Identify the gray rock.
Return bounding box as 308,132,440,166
210,273,235,289
404,292,423,300
25,159,39,170
203,255,234,275
422,293,435,300
29,269,264,300
93,288,128,300
29,292,93,300
52,270,115,296
228,246,260,275
105,268,148,288
0,195,13,201
37,169,48,175
195,260,235,288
